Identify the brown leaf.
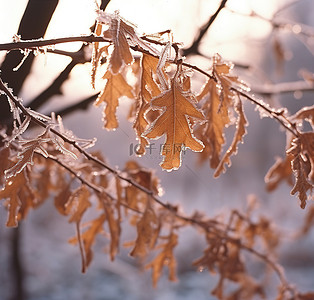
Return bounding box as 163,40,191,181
69,214,106,271
95,69,134,130
66,185,91,224
0,147,10,185
196,54,247,169
196,79,230,168
288,136,313,208
265,154,294,191
125,160,160,193
133,54,161,155
0,171,35,227
299,132,314,182
146,232,178,287
290,154,312,209
124,161,161,212
214,98,248,177
91,22,106,88
104,204,121,261
291,105,314,129
144,69,204,170
101,15,134,74
130,201,159,257
54,181,72,215
98,12,159,74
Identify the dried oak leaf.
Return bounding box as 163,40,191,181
214,98,248,177
146,232,178,287
130,201,159,257
69,213,106,271
133,54,161,155
265,135,295,192
196,54,246,170
196,78,230,168
99,13,134,74
32,156,61,202
54,181,73,215
144,70,204,171
91,22,109,88
0,171,35,227
288,135,314,208
299,132,314,182
194,240,245,299
95,69,134,130
66,185,91,224
0,147,10,185
291,105,314,130
98,11,159,74
65,185,92,272
265,154,294,191
104,203,121,261
124,160,161,211
4,137,49,179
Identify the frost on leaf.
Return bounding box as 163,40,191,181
265,135,294,192
91,22,107,88
196,78,231,168
95,69,134,130
98,12,134,74
196,54,248,172
144,67,204,171
287,134,314,208
97,11,159,74
291,105,314,130
145,232,178,287
214,98,248,177
133,54,161,155
4,137,49,179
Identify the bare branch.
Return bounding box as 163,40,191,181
234,88,299,137
55,93,99,117
0,35,109,51
252,80,314,96
182,0,229,57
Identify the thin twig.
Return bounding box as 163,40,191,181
0,35,109,51
251,80,314,96
55,93,99,117
182,0,229,56
41,152,143,215
234,88,299,137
